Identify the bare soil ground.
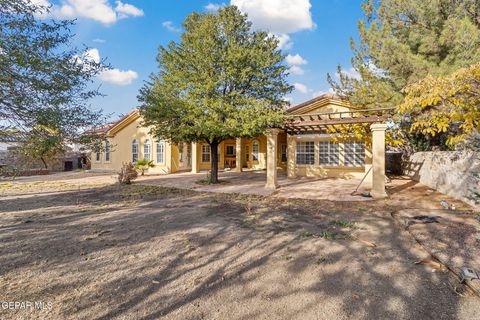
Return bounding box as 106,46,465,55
0,173,479,319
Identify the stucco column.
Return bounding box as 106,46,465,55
235,137,242,172
370,124,388,199
265,129,280,189
287,134,296,178
191,142,199,173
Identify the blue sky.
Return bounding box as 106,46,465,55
38,0,364,120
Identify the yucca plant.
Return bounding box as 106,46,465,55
135,159,155,176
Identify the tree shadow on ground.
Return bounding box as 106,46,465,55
0,184,477,320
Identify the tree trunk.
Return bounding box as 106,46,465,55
40,157,48,169
209,141,219,184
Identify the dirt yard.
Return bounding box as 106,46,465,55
1,172,479,319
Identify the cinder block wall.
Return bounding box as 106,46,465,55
403,151,480,208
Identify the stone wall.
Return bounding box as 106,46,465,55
403,151,480,208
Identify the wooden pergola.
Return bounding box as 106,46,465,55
284,107,395,134
264,107,396,199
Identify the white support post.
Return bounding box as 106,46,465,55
191,142,199,174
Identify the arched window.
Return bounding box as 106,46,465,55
132,139,138,163
156,140,165,164
105,141,111,162
144,139,151,161
252,140,259,161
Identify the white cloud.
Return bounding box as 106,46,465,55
286,54,307,75
231,0,315,34
337,67,361,80
286,54,307,65
312,88,335,98
99,68,138,85
294,82,308,94
205,3,225,12
84,48,101,64
115,0,144,18
271,33,293,50
39,0,143,25
93,38,106,43
162,21,181,33
81,48,138,85
289,65,304,75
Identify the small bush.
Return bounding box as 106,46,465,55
118,162,138,184
134,159,155,176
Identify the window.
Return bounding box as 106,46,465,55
105,141,110,162
226,145,235,157
132,139,138,163
281,144,287,162
296,141,315,165
344,141,365,167
95,148,101,162
178,142,184,162
156,140,164,164
144,139,151,161
245,146,250,161
202,144,210,162
318,141,339,166
252,140,259,161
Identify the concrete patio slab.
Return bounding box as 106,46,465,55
137,170,373,202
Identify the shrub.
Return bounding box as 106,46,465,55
134,159,155,176
118,162,138,184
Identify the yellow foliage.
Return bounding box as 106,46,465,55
399,63,480,147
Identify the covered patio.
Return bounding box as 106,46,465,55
263,107,393,199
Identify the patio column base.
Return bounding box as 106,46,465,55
265,128,280,189
370,124,388,199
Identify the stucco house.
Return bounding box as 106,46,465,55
91,93,389,197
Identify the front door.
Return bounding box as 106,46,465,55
224,144,236,169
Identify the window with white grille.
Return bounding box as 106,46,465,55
156,141,164,164
344,141,365,167
318,141,339,166
296,141,315,165
144,139,151,161
252,140,259,161
132,139,138,163
202,144,210,162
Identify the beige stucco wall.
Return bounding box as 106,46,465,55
90,117,179,174
92,100,373,180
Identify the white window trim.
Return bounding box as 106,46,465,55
144,139,151,161
156,140,165,164
295,141,315,166
201,144,210,163
132,139,139,163
252,140,259,162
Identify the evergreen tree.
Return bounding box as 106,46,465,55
329,0,480,150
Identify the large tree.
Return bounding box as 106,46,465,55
329,0,480,150
0,0,106,162
139,6,291,183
